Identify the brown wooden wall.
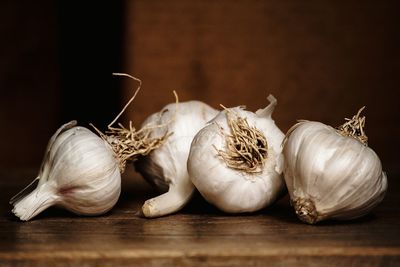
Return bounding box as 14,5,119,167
0,1,399,173
123,0,400,171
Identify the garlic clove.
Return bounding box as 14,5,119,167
141,175,194,218
135,101,219,218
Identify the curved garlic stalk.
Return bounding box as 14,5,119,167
135,101,219,217
10,121,121,221
92,74,170,173
283,108,387,224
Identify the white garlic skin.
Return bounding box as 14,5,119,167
11,121,121,221
188,100,285,213
134,101,218,218
283,121,387,224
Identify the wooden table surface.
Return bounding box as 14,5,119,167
0,168,399,266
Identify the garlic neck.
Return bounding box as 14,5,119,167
12,184,58,221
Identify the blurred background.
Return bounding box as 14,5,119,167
0,0,399,175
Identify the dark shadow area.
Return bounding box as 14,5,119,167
272,196,382,226
181,191,224,216
57,1,125,129
180,191,294,218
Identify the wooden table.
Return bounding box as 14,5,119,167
0,168,399,266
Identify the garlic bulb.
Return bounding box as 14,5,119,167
10,121,121,221
188,95,285,213
283,108,388,224
134,101,218,218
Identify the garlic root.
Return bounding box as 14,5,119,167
215,108,269,173
291,198,319,224
142,177,194,218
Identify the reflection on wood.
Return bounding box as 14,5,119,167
0,168,399,266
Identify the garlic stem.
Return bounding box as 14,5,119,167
12,184,58,221
142,178,194,218
255,94,277,118
9,121,77,216
9,177,39,205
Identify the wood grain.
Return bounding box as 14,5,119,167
0,168,399,266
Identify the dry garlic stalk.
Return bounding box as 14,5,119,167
92,74,171,172
283,107,387,224
188,95,285,213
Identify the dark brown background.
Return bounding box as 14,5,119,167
0,2,400,265
1,0,399,174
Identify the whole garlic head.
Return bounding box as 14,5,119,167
283,116,387,224
188,95,285,213
10,121,121,221
134,101,218,218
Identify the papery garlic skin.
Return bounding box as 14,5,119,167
188,96,285,213
11,121,121,221
134,101,218,218
283,121,387,224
